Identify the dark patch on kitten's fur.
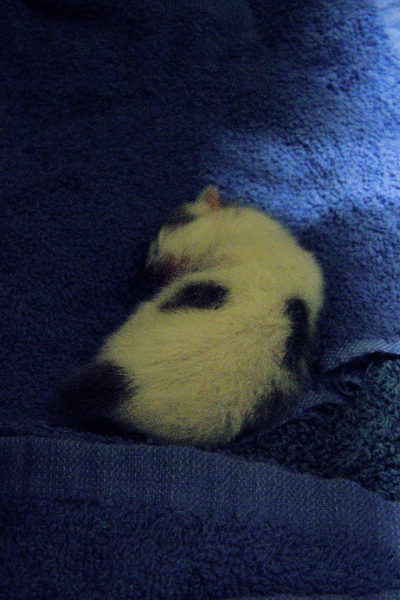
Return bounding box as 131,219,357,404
147,257,178,289
232,388,290,446
164,207,196,229
159,281,229,311
283,298,310,379
60,361,144,439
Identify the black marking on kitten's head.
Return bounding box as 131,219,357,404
159,281,229,311
163,206,196,229
283,297,310,379
60,361,145,439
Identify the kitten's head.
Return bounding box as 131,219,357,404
146,186,236,287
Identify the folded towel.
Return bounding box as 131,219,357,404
1,434,400,598
1,0,400,598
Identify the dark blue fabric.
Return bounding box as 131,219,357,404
1,436,400,598
1,0,400,598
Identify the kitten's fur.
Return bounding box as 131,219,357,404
62,186,324,447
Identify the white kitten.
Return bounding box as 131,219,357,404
62,186,324,447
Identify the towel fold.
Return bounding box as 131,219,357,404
1,434,400,598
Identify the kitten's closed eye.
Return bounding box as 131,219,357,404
147,254,192,289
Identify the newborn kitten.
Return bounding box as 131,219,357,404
62,186,324,447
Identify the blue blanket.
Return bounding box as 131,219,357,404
1,0,400,598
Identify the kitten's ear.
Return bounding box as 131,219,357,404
197,185,220,211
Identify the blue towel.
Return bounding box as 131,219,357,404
1,0,400,598
1,433,400,598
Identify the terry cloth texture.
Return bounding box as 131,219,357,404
1,0,400,599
